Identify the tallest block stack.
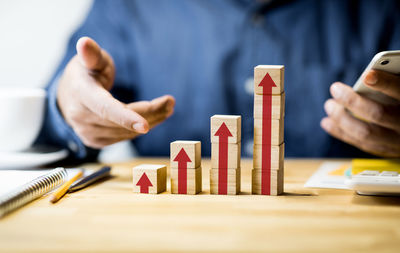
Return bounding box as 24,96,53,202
252,65,285,195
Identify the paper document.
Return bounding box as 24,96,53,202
304,161,351,190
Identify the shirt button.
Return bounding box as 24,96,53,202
244,77,254,95
245,140,254,156
67,140,78,152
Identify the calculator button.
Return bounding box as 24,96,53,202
358,170,380,176
379,171,399,177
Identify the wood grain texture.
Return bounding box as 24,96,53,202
132,164,167,194
252,168,284,196
254,65,284,95
170,167,202,195
253,143,285,170
254,118,284,145
170,141,201,169
1,158,400,253
253,93,285,120
210,115,241,144
210,168,240,195
211,142,241,169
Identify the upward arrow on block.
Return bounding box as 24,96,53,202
136,173,153,193
258,72,277,195
173,148,191,194
214,122,233,194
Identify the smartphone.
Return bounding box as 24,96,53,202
353,50,400,106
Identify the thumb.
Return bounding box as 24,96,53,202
130,95,175,117
82,85,150,134
76,36,111,72
364,70,400,101
126,95,175,129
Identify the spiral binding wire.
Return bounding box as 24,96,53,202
0,167,67,217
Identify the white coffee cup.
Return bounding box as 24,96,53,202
0,88,46,152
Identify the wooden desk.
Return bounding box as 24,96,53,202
1,159,400,252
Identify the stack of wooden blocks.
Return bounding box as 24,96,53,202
252,65,285,195
210,115,241,195
170,141,202,194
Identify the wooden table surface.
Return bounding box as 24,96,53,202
1,158,400,253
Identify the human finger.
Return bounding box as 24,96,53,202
74,124,140,148
75,123,139,141
324,99,400,148
76,37,113,73
71,94,174,131
81,84,149,133
363,69,400,101
320,117,400,157
127,95,175,128
330,82,400,131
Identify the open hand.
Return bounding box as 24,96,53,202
57,37,175,148
321,70,400,157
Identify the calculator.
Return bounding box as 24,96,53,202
345,170,400,196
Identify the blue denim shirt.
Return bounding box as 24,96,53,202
37,0,400,159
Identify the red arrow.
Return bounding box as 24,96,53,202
258,72,277,195
214,122,233,195
136,172,153,193
173,148,191,194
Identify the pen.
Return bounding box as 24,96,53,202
49,170,83,203
68,166,111,192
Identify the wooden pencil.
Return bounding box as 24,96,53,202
49,170,83,203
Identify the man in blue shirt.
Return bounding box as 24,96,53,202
38,0,400,160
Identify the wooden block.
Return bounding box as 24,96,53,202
253,92,285,120
252,168,284,195
170,141,201,169
132,164,167,194
171,167,202,195
253,143,284,170
253,118,284,146
254,65,284,95
210,115,241,144
210,168,240,195
211,142,241,169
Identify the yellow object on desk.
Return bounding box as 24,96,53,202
352,159,400,175
49,170,83,203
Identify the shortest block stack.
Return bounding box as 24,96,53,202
210,115,241,195
132,164,167,194
252,65,285,196
170,141,202,194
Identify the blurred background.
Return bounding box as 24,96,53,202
0,0,135,162
0,0,92,88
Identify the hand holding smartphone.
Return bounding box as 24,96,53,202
321,50,400,157
353,50,400,106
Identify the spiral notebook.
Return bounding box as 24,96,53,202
0,169,83,195
0,168,91,217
